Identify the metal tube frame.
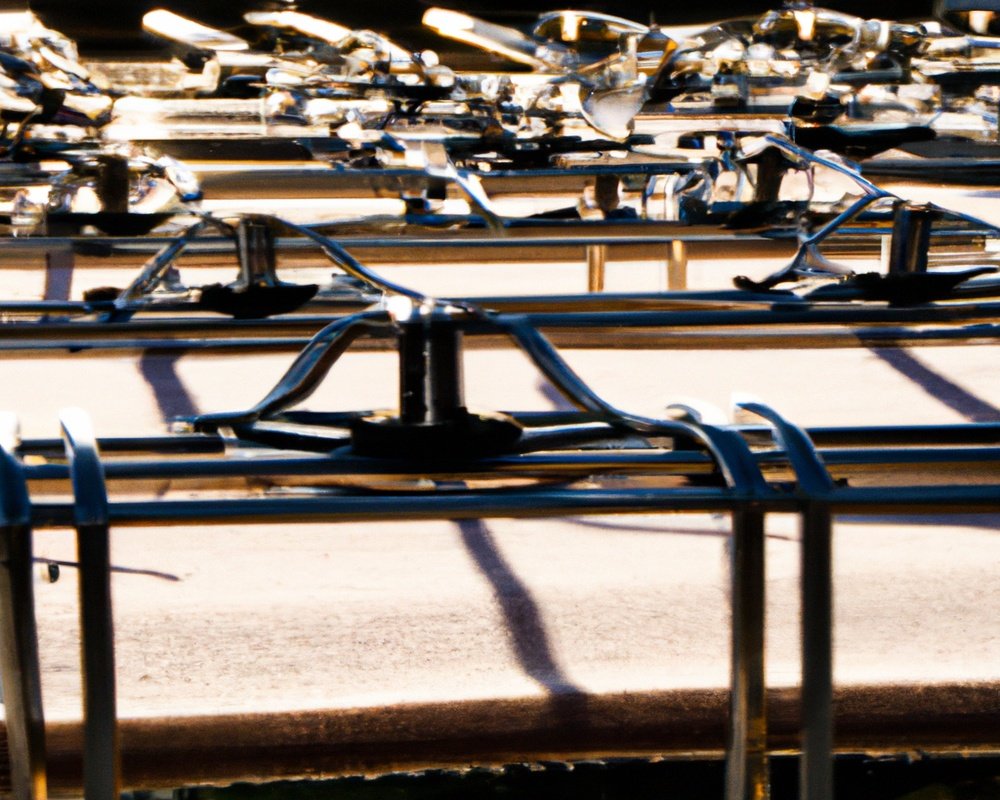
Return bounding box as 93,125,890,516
0,313,996,800
61,409,121,800
0,414,47,800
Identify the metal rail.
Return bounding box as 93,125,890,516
0,310,997,800
0,302,999,354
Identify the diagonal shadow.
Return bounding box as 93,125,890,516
138,350,199,421
565,515,798,542
456,519,582,697
536,377,578,411
456,520,593,740
871,348,1000,423
35,557,181,582
838,513,1000,530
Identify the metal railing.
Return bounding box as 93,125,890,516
0,305,997,800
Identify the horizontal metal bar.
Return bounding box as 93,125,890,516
17,435,225,459
18,446,1000,487
6,301,1000,335
0,224,990,259
15,422,1000,459
0,228,785,257
23,484,1000,528
1,326,996,356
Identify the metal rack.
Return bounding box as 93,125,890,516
0,301,997,800
2,4,1000,799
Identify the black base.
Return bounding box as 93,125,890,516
351,410,522,459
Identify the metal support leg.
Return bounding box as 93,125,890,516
398,314,465,425
586,244,607,292
734,401,835,800
0,415,48,800
677,423,772,800
94,155,130,215
726,508,769,800
800,502,833,800
61,409,120,800
235,215,279,289
667,240,688,290
887,202,935,275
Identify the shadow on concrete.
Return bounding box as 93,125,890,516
838,513,1000,530
138,350,199,421
456,519,591,732
872,348,1000,423
565,515,799,542
35,557,181,582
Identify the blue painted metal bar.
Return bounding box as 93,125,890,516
0,413,47,800
60,409,121,800
736,401,837,800
699,424,773,800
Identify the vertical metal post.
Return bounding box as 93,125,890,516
587,244,608,292
94,155,130,215
666,240,688,290
0,415,48,800
887,202,935,275
690,423,773,800
235,215,278,289
726,508,769,800
800,503,833,800
734,401,835,800
586,244,607,292
751,146,788,204
398,314,465,425
61,409,120,800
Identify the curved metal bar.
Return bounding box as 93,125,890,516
425,161,505,232
505,310,774,800
761,135,891,200
744,136,998,294
278,218,430,302
501,316,691,437
696,425,771,495
113,218,214,309
739,193,892,290
0,413,48,800
735,399,835,800
191,311,391,429
502,315,780,494
797,194,891,255
60,408,120,800
736,401,835,496
932,203,1000,238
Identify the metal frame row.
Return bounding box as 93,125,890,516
0,307,997,800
